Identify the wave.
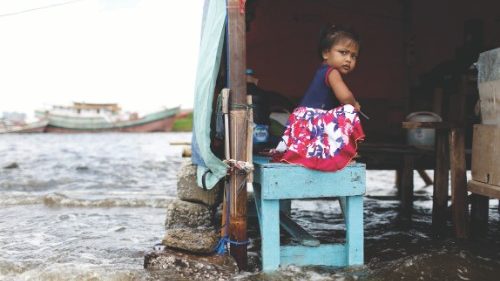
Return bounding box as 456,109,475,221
0,193,173,208
0,260,150,281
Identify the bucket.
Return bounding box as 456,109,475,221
406,111,442,147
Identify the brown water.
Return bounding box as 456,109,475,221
0,133,498,280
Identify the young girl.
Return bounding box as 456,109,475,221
272,25,365,171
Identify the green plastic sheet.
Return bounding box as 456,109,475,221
191,0,228,189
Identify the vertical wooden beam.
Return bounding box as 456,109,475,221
449,75,468,238
401,0,413,114
227,0,248,270
432,87,444,116
470,194,489,237
400,154,414,217
432,129,449,236
395,168,403,197
450,128,468,238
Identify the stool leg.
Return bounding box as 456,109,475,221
261,198,280,271
345,195,364,265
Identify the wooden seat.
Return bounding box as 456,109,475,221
252,156,365,271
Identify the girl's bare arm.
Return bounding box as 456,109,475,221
328,69,360,111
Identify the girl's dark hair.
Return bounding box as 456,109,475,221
318,24,360,60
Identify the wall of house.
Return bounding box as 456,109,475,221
245,0,500,142
246,0,406,102
412,0,500,78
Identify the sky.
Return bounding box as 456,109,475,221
0,0,203,118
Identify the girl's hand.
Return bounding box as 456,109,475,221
354,101,361,111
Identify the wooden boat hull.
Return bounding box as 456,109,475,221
0,120,48,134
42,107,180,133
45,115,176,133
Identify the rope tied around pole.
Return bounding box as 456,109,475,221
230,102,254,110
214,90,253,257
223,159,254,174
215,174,251,255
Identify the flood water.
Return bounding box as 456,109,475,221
0,133,498,281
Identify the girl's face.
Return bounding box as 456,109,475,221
322,39,359,75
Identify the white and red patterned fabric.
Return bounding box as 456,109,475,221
272,104,365,171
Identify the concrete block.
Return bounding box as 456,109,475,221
165,199,213,229
177,159,223,207
163,228,219,254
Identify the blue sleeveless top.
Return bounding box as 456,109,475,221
299,64,340,110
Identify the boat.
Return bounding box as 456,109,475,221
35,102,181,133
0,119,48,133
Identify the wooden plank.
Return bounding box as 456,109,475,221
468,180,500,199
478,79,500,125
417,169,433,186
402,121,457,129
280,244,347,267
471,124,500,186
253,159,365,199
279,211,320,247
449,128,468,238
432,128,449,236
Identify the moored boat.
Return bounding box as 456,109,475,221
0,119,48,134
35,102,181,133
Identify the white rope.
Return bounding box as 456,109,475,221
223,159,254,173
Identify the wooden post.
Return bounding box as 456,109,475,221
449,75,468,238
227,0,248,270
450,128,468,238
432,87,444,116
401,0,413,114
432,128,449,236
400,154,414,217
470,194,489,237
395,169,402,197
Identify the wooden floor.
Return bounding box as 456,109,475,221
357,142,471,170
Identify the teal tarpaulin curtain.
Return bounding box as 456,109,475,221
191,0,228,189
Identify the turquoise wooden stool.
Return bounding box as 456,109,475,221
252,156,365,271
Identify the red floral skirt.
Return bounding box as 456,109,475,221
272,105,365,171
